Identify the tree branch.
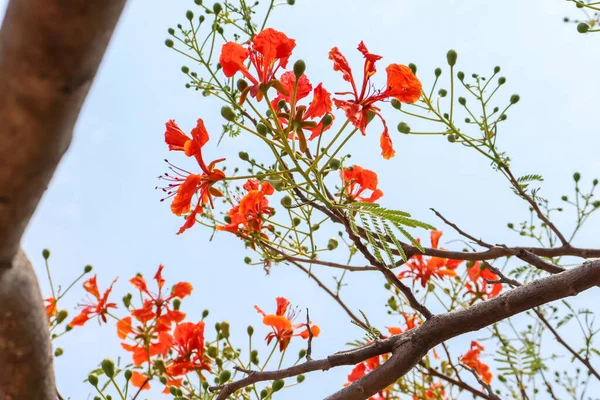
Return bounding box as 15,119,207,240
0,1,127,398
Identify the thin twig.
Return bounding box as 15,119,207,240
460,363,502,400
305,309,313,361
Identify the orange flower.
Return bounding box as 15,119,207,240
44,297,57,319
218,179,275,237
220,28,296,102
465,261,502,300
341,165,383,203
164,322,211,376
69,276,117,327
159,119,226,234
398,231,463,287
254,297,320,352
130,371,151,391
329,41,422,159
386,312,420,336
413,382,447,399
460,341,492,384
345,355,391,400
271,71,334,144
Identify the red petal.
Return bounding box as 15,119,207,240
165,120,190,151
219,42,249,78
384,64,422,104
329,47,354,84
170,174,202,216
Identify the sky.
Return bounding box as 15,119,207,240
2,0,600,399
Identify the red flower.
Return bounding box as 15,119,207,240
465,261,502,300
345,355,390,400
220,28,296,102
386,312,420,336
217,179,275,237
271,71,334,145
398,231,463,287
130,371,151,391
329,41,422,159
254,297,320,352
460,341,492,384
69,276,117,327
164,322,211,376
159,119,226,234
341,165,383,203
44,297,57,319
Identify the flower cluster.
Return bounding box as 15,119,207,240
465,261,502,300
69,275,117,327
460,340,492,384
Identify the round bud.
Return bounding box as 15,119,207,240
221,321,230,338
244,256,252,264
458,97,466,105
54,348,64,357
195,0,203,4
223,215,231,223
293,59,306,79
298,349,306,358
168,28,175,35
564,17,569,22
443,113,449,119
56,310,68,324
277,99,287,110
457,71,465,81
219,370,232,383
593,201,600,208
84,265,93,273
465,118,471,123
208,346,218,357
498,77,506,85
434,68,442,77
446,50,458,66
213,2,223,14
499,114,507,121
238,151,249,161
199,15,206,23
312,223,320,231
42,249,50,259
247,325,254,336
408,63,417,74
287,0,295,4
237,79,248,92
593,179,598,186
181,66,190,74
329,158,341,170
573,172,581,182
173,298,181,310
123,370,132,381
217,26,224,35
260,389,268,399
327,238,339,250
123,294,131,308
256,123,268,136
494,66,501,74
447,134,456,143
165,39,174,48
186,10,194,20
221,106,236,122
391,99,401,109
88,374,99,387
507,223,514,229
322,114,333,128
281,196,293,208
169,386,178,396
215,322,221,332
561,196,568,201
578,22,590,34
510,94,520,104
397,122,411,134
297,374,305,383
202,309,209,318
101,359,115,378
438,88,448,97
272,379,285,392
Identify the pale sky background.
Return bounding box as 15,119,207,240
2,0,600,399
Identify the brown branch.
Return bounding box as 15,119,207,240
0,1,127,399
420,364,493,400
460,363,501,400
324,259,600,399
431,208,492,248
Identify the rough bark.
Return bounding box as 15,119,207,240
0,0,127,398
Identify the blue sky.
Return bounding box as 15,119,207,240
2,0,600,398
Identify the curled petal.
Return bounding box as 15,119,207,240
329,47,354,84
170,174,203,216
253,28,296,69
384,64,422,103
172,281,193,298
116,316,133,340
165,120,190,151
219,42,249,78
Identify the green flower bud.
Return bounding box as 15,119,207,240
458,96,466,105
221,106,236,122
446,50,458,66
287,0,296,4
215,322,221,332
293,59,306,79
186,10,194,20
84,265,93,273
576,1,585,7
244,256,252,264
574,172,581,182
237,78,248,92
56,310,68,324
272,379,285,392
328,158,341,170
507,223,514,229
195,0,203,4
42,249,51,259
499,114,507,121
391,99,401,109
277,99,287,110
199,15,206,23
208,346,218,357
593,201,600,208
457,71,465,81
168,28,175,35
256,123,268,136
438,88,448,97
221,321,230,338
54,348,64,357
213,2,223,14
260,389,268,398
219,370,232,383
465,118,471,123
101,359,115,378
510,94,520,104
181,66,190,74
561,196,568,201
498,77,506,85
123,293,132,308
494,66,501,74
238,151,249,161
297,374,305,383
408,63,417,74
312,223,320,231
202,309,209,318
298,348,306,359
397,122,411,134
327,238,339,250
173,298,181,310
165,39,174,48
125,370,132,381
434,68,442,77
169,386,178,396
281,195,293,208
247,325,254,336
292,217,301,226
577,22,590,33
88,374,99,387
223,215,231,223
217,26,224,35
447,134,457,143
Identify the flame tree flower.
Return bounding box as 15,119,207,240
465,261,502,300
69,275,117,327
341,165,384,203
460,340,493,384
220,28,296,102
329,41,422,159
254,297,320,352
159,118,226,234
